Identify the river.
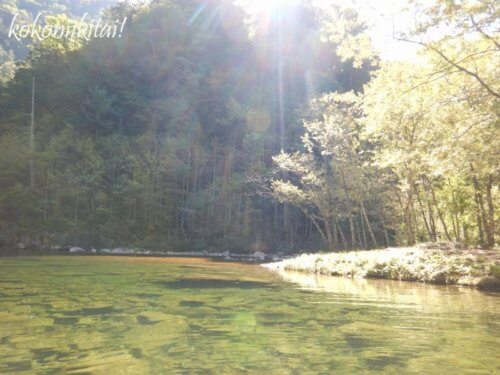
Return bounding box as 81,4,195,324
0,256,498,373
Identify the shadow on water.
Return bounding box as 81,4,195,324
179,300,205,307
53,317,79,325
134,293,161,299
158,278,275,289
364,355,407,371
58,306,120,316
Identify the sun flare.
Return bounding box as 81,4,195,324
237,0,300,14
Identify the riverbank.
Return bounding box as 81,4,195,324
0,246,285,263
263,244,500,290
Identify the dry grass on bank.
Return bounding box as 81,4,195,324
264,243,500,290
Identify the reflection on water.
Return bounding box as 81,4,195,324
0,256,498,374
275,269,500,313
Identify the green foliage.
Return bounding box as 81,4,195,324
0,0,374,251
1,0,496,252
272,92,390,250
363,37,498,247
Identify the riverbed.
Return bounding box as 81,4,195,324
0,256,498,373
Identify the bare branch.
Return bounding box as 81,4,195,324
469,15,500,50
394,37,500,99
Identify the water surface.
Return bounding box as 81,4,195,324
0,256,498,374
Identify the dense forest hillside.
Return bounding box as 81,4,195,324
0,0,497,252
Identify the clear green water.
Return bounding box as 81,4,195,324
0,256,498,374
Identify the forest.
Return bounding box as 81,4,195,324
0,0,497,253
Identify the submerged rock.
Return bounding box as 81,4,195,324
136,311,175,323
124,313,188,352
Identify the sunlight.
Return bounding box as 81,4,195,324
239,0,422,61
237,0,299,15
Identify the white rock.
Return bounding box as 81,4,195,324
111,247,133,254
253,251,266,260
69,247,86,253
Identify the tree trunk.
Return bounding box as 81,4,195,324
406,198,416,245
426,178,451,241
324,220,335,251
462,223,468,243
416,183,435,241
421,181,437,240
448,179,460,242
348,215,356,249
74,192,79,225
356,219,363,249
332,219,338,245
395,187,415,245
485,174,495,248
211,143,217,216
472,172,488,246
361,202,378,248
304,211,329,249
30,76,35,189
337,223,347,250
379,212,390,247
360,213,367,249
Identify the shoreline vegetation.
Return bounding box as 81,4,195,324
0,2,497,256
264,243,500,290
0,246,282,263
4,242,499,290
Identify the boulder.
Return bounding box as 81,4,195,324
111,247,133,254
476,276,500,290
69,246,86,253
253,251,267,260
